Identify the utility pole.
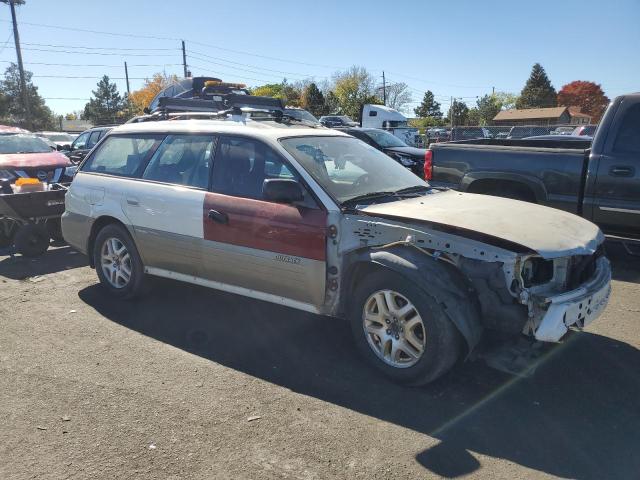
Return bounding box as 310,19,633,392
492,86,495,95
124,61,130,94
450,96,454,127
181,40,188,78
2,0,30,129
382,71,387,106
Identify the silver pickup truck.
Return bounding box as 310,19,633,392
61,115,611,385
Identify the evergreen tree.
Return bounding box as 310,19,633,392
447,101,469,126
0,63,54,130
83,75,127,124
516,63,557,109
476,94,502,124
301,83,327,117
414,90,442,118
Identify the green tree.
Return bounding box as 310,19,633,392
476,94,502,125
300,83,327,117
251,79,302,106
0,63,54,130
494,91,518,110
467,107,481,126
331,66,380,121
324,91,340,114
516,63,557,109
447,100,469,126
83,75,127,124
414,90,442,118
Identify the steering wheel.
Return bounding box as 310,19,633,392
353,174,372,189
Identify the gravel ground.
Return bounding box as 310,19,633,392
0,241,639,480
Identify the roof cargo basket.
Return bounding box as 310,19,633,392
155,94,284,114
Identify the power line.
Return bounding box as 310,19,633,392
32,74,150,79
188,53,314,81
19,46,178,57
21,42,178,51
0,59,183,67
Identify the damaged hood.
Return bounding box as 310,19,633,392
361,190,603,258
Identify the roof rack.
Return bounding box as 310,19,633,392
154,93,284,115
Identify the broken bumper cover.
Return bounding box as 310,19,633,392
534,257,611,342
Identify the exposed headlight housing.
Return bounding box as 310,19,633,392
397,155,416,167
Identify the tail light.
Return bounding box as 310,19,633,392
424,150,433,181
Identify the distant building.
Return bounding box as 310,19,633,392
492,106,591,126
58,119,94,133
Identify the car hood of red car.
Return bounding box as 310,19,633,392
0,151,72,169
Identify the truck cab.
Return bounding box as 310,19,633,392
361,104,420,147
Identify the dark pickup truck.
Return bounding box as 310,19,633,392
428,93,640,241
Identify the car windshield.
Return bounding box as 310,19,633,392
362,129,407,148
284,109,319,123
43,133,73,142
280,136,428,204
0,134,53,154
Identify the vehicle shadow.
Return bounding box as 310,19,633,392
606,241,640,284
79,279,640,479
0,245,88,280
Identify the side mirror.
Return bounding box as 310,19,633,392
59,143,72,151
262,178,304,203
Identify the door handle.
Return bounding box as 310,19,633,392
126,197,140,206
208,209,228,224
609,166,634,177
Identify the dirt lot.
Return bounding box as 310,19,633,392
0,241,639,480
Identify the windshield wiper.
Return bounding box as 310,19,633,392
393,185,431,195
342,191,397,207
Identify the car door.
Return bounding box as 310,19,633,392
123,133,216,276
591,102,640,237
201,135,327,308
68,131,90,163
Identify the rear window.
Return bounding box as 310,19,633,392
82,135,161,177
614,104,640,153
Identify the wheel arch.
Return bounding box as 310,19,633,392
342,246,483,354
87,216,135,268
462,172,547,203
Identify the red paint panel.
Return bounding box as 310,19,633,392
203,192,327,261
0,152,72,169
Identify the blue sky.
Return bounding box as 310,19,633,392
1,0,638,116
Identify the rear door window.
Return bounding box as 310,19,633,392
142,134,215,188
82,135,161,177
614,104,640,153
87,130,102,148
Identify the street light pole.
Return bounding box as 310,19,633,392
2,0,31,129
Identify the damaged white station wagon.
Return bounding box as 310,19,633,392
62,115,611,385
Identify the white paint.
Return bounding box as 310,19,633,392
599,206,640,215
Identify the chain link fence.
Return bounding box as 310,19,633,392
420,124,596,146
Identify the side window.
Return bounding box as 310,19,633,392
82,135,159,177
72,131,90,150
87,130,101,148
211,137,307,202
142,134,215,188
614,104,640,154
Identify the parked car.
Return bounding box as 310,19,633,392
62,116,611,385
428,92,640,242
450,127,491,141
283,108,321,125
319,115,358,128
343,127,426,178
507,125,552,139
551,126,575,136
361,104,420,146
62,126,113,163
0,132,77,249
0,125,30,134
35,131,75,150
573,124,598,136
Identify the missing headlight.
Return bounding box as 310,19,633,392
522,257,554,287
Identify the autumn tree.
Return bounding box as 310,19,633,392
300,83,327,117
251,79,302,106
557,81,609,123
494,92,518,110
414,90,442,118
129,72,178,114
516,63,557,109
383,82,412,111
331,66,380,121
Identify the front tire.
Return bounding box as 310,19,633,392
349,269,461,386
93,224,147,299
14,223,50,257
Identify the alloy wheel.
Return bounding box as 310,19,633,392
100,237,132,289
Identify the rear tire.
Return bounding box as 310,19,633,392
14,223,50,257
93,224,148,300
46,218,65,242
349,269,461,386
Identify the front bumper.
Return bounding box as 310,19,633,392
533,257,611,342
